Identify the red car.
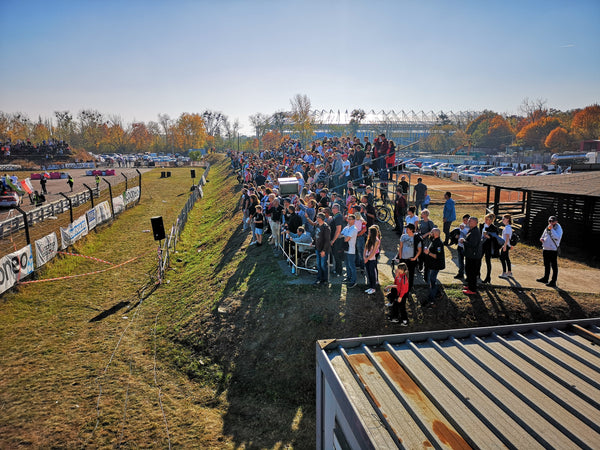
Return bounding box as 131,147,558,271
0,190,21,208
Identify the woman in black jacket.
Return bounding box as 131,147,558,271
480,213,499,283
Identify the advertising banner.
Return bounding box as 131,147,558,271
86,207,97,230
35,232,58,267
113,196,124,215
60,215,89,249
96,201,112,224
0,245,34,295
123,186,140,206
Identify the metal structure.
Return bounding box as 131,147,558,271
316,318,600,449
271,110,481,146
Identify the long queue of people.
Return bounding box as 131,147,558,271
230,141,564,326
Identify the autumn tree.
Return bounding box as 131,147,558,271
32,117,52,143
129,122,154,152
571,104,600,140
544,126,571,151
516,116,561,149
171,113,207,152
262,130,284,150
290,94,314,147
201,110,228,137
54,111,76,142
0,112,31,141
270,111,288,136
466,111,514,149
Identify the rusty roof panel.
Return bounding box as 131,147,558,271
319,319,600,448
479,172,600,197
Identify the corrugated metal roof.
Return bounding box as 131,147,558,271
479,172,600,197
318,318,600,449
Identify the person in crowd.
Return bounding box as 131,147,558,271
354,211,367,273
314,212,331,285
362,194,376,228
442,191,456,245
423,228,445,307
498,214,513,279
397,223,422,292
248,194,259,245
341,214,359,287
329,203,345,276
267,196,284,254
363,225,381,295
480,213,499,284
461,217,482,295
405,206,419,233
399,175,409,195
413,177,427,213
384,262,410,325
393,186,408,234
454,214,470,280
253,205,264,246
417,209,435,279
537,215,563,287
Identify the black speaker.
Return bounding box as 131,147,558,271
191,169,196,178
151,216,166,241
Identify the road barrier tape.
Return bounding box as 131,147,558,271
18,255,141,284
57,251,114,265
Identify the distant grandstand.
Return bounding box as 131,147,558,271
271,109,481,146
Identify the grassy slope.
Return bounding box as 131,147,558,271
1,157,598,449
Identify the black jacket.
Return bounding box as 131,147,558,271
464,226,482,259
426,237,446,270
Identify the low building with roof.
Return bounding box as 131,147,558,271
315,318,600,449
478,172,600,259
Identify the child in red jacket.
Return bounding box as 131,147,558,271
385,262,410,326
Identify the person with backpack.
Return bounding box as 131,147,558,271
393,186,408,234
499,214,514,279
423,228,445,307
461,217,482,295
537,216,563,287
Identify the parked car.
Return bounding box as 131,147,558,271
489,167,516,176
0,190,21,208
458,170,477,181
537,170,557,176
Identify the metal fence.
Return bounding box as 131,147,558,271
0,173,143,259
158,165,210,282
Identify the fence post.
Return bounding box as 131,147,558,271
135,169,142,204
59,193,73,223
83,183,95,208
122,172,128,191
103,179,115,218
15,207,31,245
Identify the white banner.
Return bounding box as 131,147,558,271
60,215,89,249
96,201,112,223
35,232,58,267
0,245,34,295
123,186,140,206
86,207,97,230
113,196,124,215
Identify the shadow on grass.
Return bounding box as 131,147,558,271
88,300,130,322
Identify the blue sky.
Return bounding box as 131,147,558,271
1,0,598,133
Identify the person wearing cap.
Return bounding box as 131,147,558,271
537,216,563,287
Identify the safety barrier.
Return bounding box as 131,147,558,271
157,165,210,282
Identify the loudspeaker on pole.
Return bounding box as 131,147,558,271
191,169,196,178
151,216,166,241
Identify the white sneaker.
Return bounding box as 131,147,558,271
499,273,508,279
249,241,257,246
401,320,408,327
367,288,376,295
507,272,513,277
385,302,393,307
364,288,371,293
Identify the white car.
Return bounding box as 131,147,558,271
0,190,21,208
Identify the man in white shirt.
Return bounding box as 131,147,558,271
341,215,359,288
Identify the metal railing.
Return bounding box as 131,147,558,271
158,165,210,282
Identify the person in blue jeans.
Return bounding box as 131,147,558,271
313,213,331,285
423,228,445,307
341,215,358,287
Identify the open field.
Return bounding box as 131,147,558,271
1,156,599,448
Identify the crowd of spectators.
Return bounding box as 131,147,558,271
0,138,71,158
228,135,559,327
